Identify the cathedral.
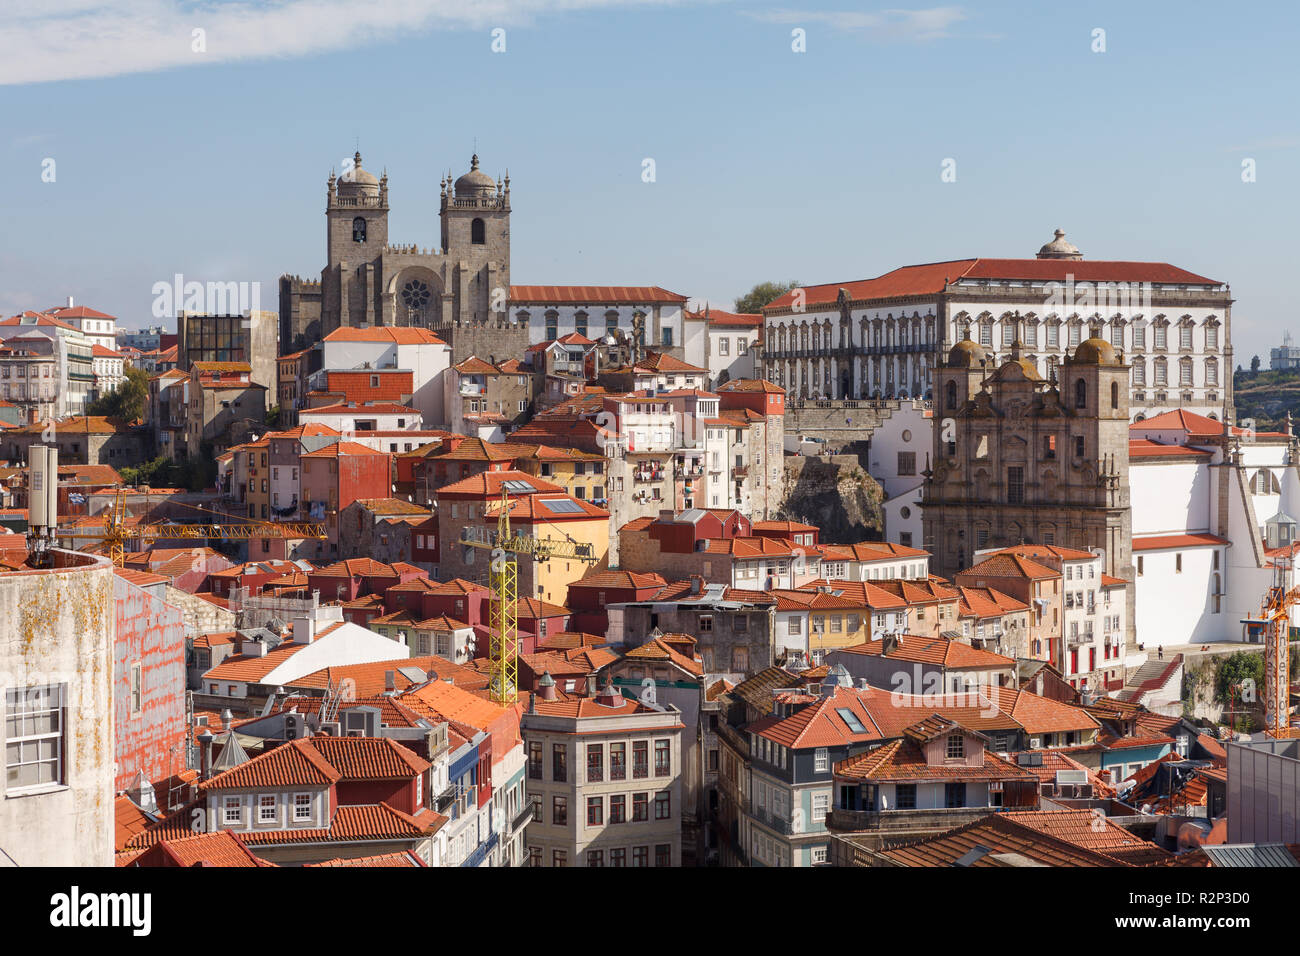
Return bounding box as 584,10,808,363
279,151,524,361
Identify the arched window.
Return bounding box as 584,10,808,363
574,311,588,338
945,380,958,410
471,218,486,244
1110,381,1119,409
352,217,367,243
1075,379,1087,409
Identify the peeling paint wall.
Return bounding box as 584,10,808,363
114,577,188,791
0,551,115,866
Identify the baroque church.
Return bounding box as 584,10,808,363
279,152,523,361
921,327,1135,634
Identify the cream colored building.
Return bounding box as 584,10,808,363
521,679,684,867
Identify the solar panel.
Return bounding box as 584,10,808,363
836,707,867,733
540,498,583,513
502,480,536,493
953,845,993,868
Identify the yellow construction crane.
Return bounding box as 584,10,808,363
66,489,327,567
460,488,598,705
1259,559,1300,738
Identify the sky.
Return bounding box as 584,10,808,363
1,0,1297,364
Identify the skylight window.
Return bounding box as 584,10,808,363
540,498,583,513
837,708,867,733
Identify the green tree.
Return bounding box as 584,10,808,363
734,280,801,315
85,366,149,423
265,405,282,427
1216,650,1264,705
1251,354,1261,374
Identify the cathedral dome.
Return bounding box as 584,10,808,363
337,151,380,197
947,338,989,368
1071,337,1120,365
1036,228,1082,260
454,154,497,197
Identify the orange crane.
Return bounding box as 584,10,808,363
1259,556,1300,738
64,489,326,567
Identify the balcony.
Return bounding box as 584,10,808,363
459,383,485,397
511,803,535,832
633,468,665,483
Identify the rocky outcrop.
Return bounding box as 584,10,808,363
777,455,884,543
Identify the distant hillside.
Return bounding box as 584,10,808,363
1234,367,1300,433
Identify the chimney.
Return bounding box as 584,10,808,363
585,673,597,698
596,676,623,707
882,633,900,655
66,296,74,308
1098,769,1112,784
384,670,396,694
538,672,557,701
198,731,214,780
689,575,704,596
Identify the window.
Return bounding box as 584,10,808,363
812,792,829,822
552,795,568,826
5,684,64,790
552,743,567,782
610,742,626,780
655,844,671,867
633,741,649,778
259,794,277,823
1154,323,1167,350
1074,378,1087,409
1176,553,1183,573
897,451,916,476
130,663,143,716
814,748,829,772
553,850,567,867
944,782,967,808
294,793,312,821
606,794,627,824
587,796,603,827
732,646,749,672
789,616,802,635
895,784,917,810
223,796,242,824
650,740,672,778
587,743,603,782
610,848,627,867
946,734,964,759
654,790,671,820
633,845,649,867
633,791,649,821
1007,465,1024,505
352,217,367,242
719,337,730,356
1074,436,1085,458
1137,556,1144,576
1180,324,1193,350
698,614,713,632
528,741,542,779
471,217,486,244
587,850,604,868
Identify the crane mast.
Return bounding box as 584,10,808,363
1262,556,1300,738
461,489,598,705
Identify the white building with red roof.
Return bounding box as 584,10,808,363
320,325,452,428
759,228,1231,421
510,285,690,358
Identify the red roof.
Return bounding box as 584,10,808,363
764,258,1220,312
300,440,388,458
835,635,1014,670
1132,532,1229,552
1129,438,1214,458
436,469,563,497
323,327,447,345
510,285,688,304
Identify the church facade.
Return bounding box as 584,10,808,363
280,152,523,362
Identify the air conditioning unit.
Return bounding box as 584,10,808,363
1029,736,1041,749
321,721,341,737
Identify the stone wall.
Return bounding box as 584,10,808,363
777,456,885,544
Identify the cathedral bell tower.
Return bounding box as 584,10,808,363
439,154,511,325
327,151,389,269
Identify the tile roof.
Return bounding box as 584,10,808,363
309,736,430,780
134,830,274,868
763,259,1220,313
202,642,308,683
622,635,703,677
306,851,427,867
960,552,1058,580
1129,438,1214,459
323,327,447,345
236,802,447,845
632,351,707,374
747,687,887,748
833,635,1014,670
509,285,688,304
1000,810,1171,864
435,469,564,497
834,737,1035,783
985,685,1100,735
300,440,389,458
1132,532,1229,551
200,738,342,791
571,569,666,590
879,812,1135,867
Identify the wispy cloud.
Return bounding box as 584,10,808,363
746,6,971,41
0,0,700,86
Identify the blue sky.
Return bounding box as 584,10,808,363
2,0,1296,364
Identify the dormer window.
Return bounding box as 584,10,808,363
946,734,964,759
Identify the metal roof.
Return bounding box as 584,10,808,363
1202,844,1299,867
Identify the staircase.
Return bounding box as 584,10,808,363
1118,653,1183,705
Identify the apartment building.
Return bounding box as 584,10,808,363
521,677,684,867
